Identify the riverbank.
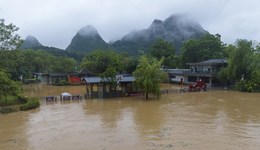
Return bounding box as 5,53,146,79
0,95,40,114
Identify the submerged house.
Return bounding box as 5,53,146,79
31,73,48,84
31,69,93,85
185,59,227,87
165,59,227,87
47,73,81,85
163,69,190,83
83,75,137,99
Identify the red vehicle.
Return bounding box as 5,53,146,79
189,79,207,92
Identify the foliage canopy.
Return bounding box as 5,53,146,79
149,39,178,68
0,70,21,101
133,56,167,99
180,34,225,67
0,19,22,51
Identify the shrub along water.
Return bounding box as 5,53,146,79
0,106,19,114
0,95,40,113
20,97,40,111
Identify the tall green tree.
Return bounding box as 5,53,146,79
0,19,22,51
81,50,123,75
219,39,260,92
227,40,254,82
81,50,124,88
49,56,77,73
121,55,139,73
0,50,27,80
0,70,21,101
149,39,177,68
180,34,225,67
0,19,23,80
250,52,260,90
133,56,167,99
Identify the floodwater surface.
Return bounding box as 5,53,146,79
1,84,260,150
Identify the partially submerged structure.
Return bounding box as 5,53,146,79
83,75,137,99
165,59,227,87
33,73,82,85
33,69,93,85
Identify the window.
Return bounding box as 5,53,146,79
171,75,176,78
188,76,197,82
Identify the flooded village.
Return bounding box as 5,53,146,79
1,61,260,149
1,1,260,149
1,83,260,150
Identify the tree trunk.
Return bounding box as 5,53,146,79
145,92,148,100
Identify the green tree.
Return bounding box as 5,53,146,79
180,34,225,67
0,50,25,80
220,39,260,92
227,40,254,82
133,56,167,99
0,70,21,101
149,39,177,68
81,50,123,75
49,56,77,73
81,50,124,88
121,56,139,73
20,50,52,76
0,19,22,51
250,52,260,91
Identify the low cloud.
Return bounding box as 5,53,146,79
0,0,259,49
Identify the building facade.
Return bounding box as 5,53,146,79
83,75,137,99
165,59,227,87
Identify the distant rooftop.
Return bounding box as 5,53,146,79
163,69,190,75
83,75,135,84
187,59,227,66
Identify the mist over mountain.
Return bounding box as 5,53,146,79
112,14,208,55
23,14,208,56
20,35,43,49
20,36,79,59
65,25,109,53
21,35,63,51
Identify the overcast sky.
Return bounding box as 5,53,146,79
1,0,259,49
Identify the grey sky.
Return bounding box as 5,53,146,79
1,0,259,49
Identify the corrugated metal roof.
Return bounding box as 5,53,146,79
187,59,227,66
48,73,79,77
48,73,68,77
83,76,135,84
120,76,135,82
83,77,102,83
163,69,190,74
202,59,227,64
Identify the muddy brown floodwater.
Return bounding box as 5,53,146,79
1,84,260,150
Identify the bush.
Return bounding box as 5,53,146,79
0,106,18,114
60,80,70,85
53,80,70,86
16,94,28,104
0,96,17,106
20,97,40,111
0,95,28,107
235,80,256,92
